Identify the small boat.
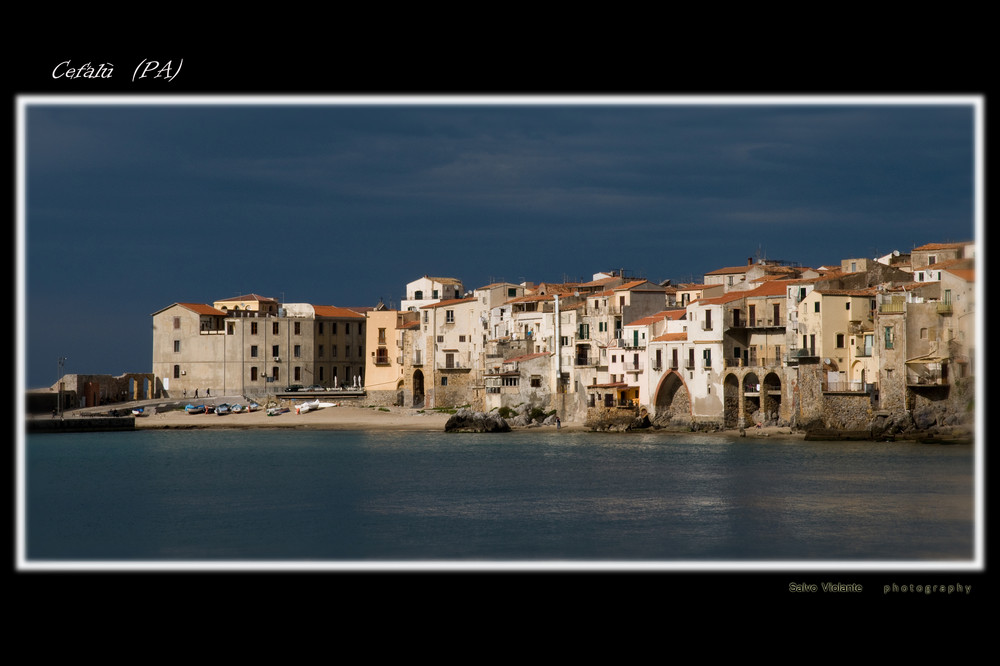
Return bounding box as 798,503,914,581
230,404,245,414
266,407,290,417
296,399,326,414
247,402,261,412
215,403,231,415
131,407,145,416
185,404,206,414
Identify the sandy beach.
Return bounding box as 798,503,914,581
125,399,806,439
134,402,455,431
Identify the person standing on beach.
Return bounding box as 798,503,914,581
195,388,198,398
556,416,561,429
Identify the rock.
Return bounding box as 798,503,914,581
444,410,512,433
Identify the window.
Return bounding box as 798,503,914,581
433,290,439,299
884,326,894,349
294,367,301,381
332,323,338,334
272,345,279,358
251,367,258,381
414,290,423,300
272,367,279,380
441,376,448,386
928,255,937,265
294,322,301,335
705,310,713,330
579,323,590,339
294,345,301,358
174,340,180,352
319,367,324,381
561,336,569,346
271,322,279,335
251,322,258,335
446,310,455,323
814,302,820,313
530,376,542,388
851,262,857,272
836,334,845,348
508,288,517,298
459,335,466,342
227,322,234,335
251,345,258,358
345,323,350,334
437,335,444,343
378,328,387,344
376,348,389,364
703,349,712,368
173,317,180,329
318,322,324,334
173,365,180,378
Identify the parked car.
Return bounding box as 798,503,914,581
284,385,304,392
307,385,326,392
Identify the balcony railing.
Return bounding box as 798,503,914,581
855,346,873,358
822,380,870,393
907,370,948,386
575,356,598,366
879,302,905,314
936,302,953,315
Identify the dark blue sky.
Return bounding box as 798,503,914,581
20,98,979,388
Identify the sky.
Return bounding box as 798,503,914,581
18,97,979,389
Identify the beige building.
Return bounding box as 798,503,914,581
152,298,366,398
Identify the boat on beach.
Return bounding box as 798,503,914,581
185,404,206,414
266,407,290,416
230,404,245,414
131,407,145,416
247,402,261,412
215,403,231,415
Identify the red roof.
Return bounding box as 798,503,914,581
652,332,688,342
421,297,478,309
177,303,227,316
313,305,365,318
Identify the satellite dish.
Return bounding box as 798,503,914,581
893,250,900,256
824,358,831,364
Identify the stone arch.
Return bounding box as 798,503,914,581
412,369,425,408
742,372,761,428
652,370,691,424
762,371,782,426
724,373,740,429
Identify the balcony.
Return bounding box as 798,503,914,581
936,302,953,315
575,356,599,366
879,302,905,314
855,346,873,358
822,380,871,393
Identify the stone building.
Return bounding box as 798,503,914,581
151,297,366,398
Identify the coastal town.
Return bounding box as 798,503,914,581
33,241,976,440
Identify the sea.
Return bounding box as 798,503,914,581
21,428,978,571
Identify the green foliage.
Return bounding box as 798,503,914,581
497,406,516,419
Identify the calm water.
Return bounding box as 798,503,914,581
22,429,976,565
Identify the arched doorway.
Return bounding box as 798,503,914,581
762,371,782,425
653,371,690,424
412,370,425,408
724,373,740,428
742,372,761,428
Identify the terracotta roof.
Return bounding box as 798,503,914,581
421,297,478,309
921,258,970,271
944,268,975,282
215,293,277,303
812,288,877,297
313,305,366,318
652,332,688,342
176,303,227,316
627,310,680,327
614,279,655,291
913,242,970,251
398,320,420,330
704,265,751,275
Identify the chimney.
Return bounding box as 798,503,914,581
748,257,753,266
